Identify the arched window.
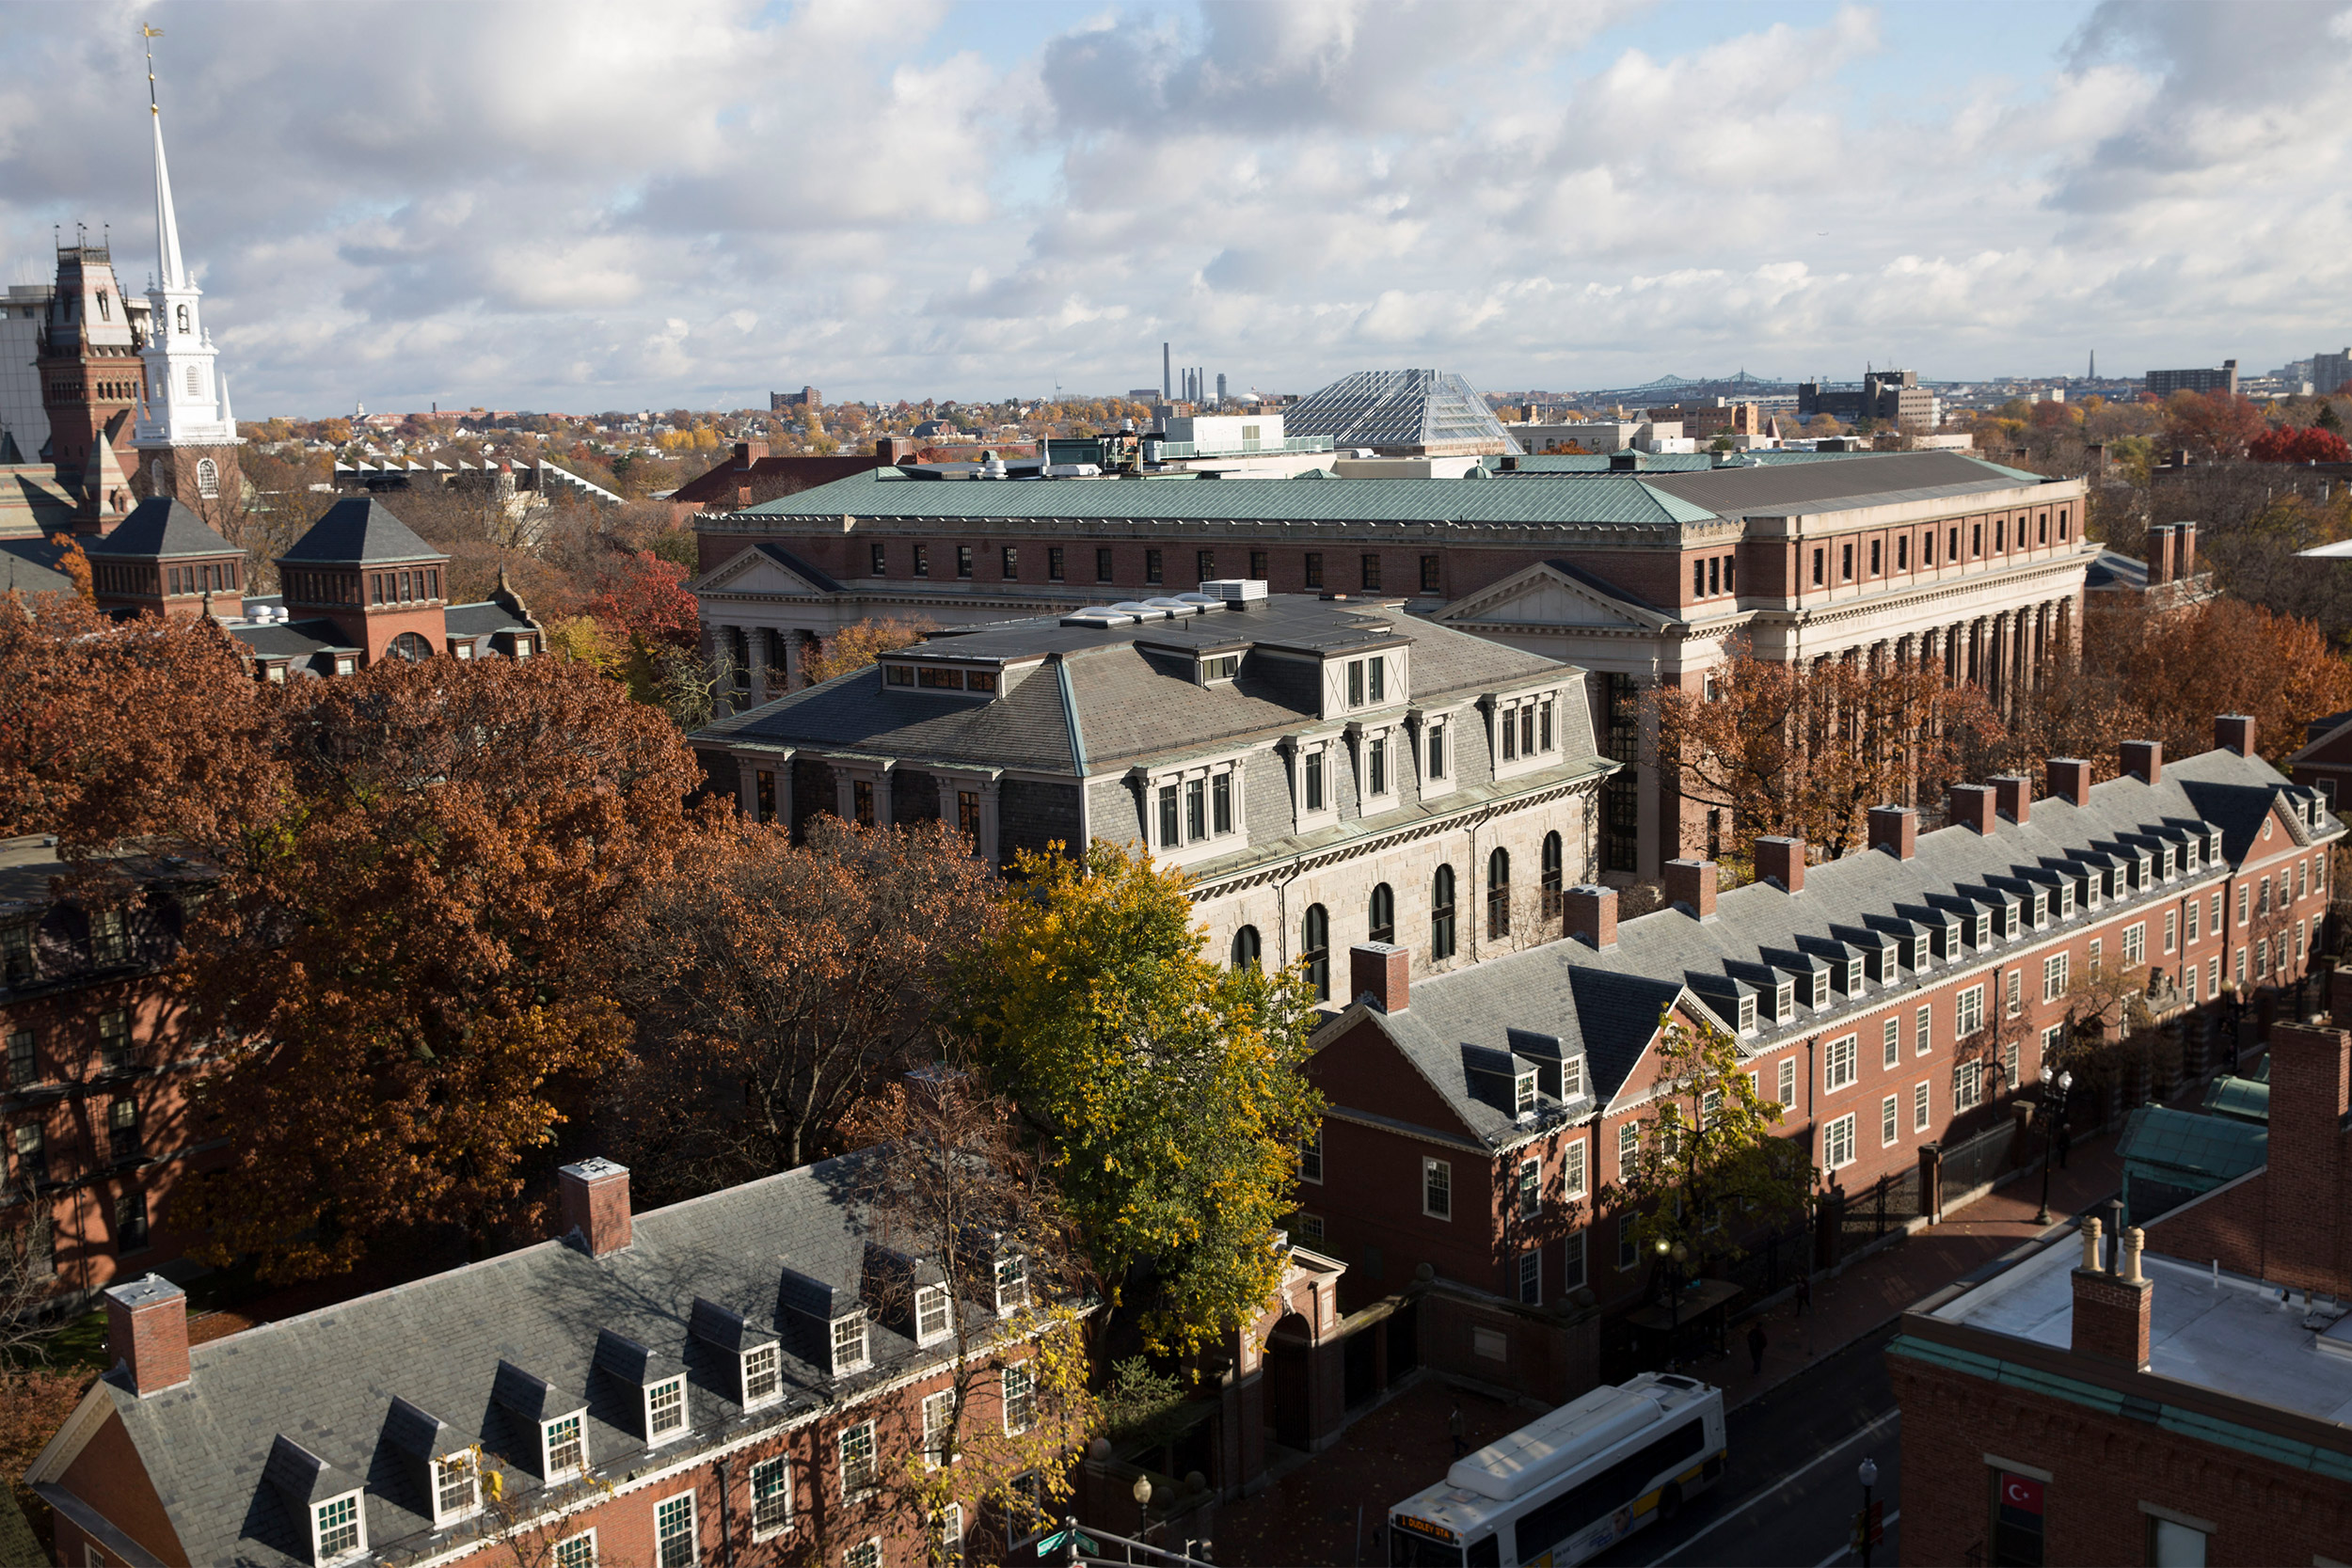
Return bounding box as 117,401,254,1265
1487,847,1512,940
1231,925,1261,972
386,632,435,662
184,365,201,398
175,304,189,334
1369,883,1395,946
196,457,219,499
1302,905,1329,1003
1431,865,1456,961
1542,832,1565,919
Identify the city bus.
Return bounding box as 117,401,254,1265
1389,1372,1727,1566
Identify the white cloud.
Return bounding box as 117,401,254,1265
3,0,2347,414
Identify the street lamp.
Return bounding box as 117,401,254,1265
1656,1237,1691,1361
2036,1069,2074,1225
1857,1457,1880,1568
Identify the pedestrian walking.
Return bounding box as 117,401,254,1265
1746,1319,1768,1374
1448,1403,1467,1458
1794,1272,1812,1315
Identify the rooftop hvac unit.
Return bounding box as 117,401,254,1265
1196,578,1269,602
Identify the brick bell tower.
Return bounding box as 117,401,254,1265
34,238,148,532
127,36,243,519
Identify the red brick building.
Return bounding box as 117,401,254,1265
29,1157,1070,1568
0,837,217,1307
1886,1013,2352,1564
1296,722,2337,1330
666,438,898,519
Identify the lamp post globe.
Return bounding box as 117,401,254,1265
1858,1458,1877,1488
1857,1456,1880,1567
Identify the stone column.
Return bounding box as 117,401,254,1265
735,754,760,818
746,629,770,705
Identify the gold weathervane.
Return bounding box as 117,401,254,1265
141,24,163,114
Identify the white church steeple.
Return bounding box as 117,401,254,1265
133,27,240,457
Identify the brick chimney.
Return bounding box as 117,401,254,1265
2048,758,2093,806
1755,836,1805,894
559,1157,633,1259
876,436,918,465
2144,524,2174,587
734,439,771,469
2261,1023,2352,1298
1564,885,1617,949
1992,775,2032,826
1662,859,1717,920
1948,783,1996,834
1868,804,1917,861
104,1275,190,1397
1349,942,1409,1014
2216,714,2256,757
2119,740,2162,786
2331,965,2352,1030
2072,1218,2153,1370
2176,522,2198,578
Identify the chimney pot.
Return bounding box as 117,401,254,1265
559,1157,633,1258
2176,521,2198,578
1564,885,1618,949
1755,836,1805,894
2122,1226,2145,1284
2048,757,2093,807
1867,804,1917,861
2119,740,2162,785
1662,859,1718,920
1992,775,2032,826
2216,714,2256,757
1349,942,1410,1014
1948,783,1997,834
2079,1215,2104,1273
104,1274,190,1397
2071,1212,2153,1369
2145,523,2174,587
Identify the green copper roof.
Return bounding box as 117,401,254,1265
2117,1104,2268,1187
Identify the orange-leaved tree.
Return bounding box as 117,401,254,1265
801,615,938,687
1651,640,2002,861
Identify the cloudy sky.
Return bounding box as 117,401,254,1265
6,0,2349,416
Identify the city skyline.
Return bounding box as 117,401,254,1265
5,0,2349,416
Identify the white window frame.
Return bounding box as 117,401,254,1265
1562,1138,1587,1200
916,1285,952,1345
1617,1120,1638,1175
840,1419,878,1499
2122,923,2146,968
1422,1156,1453,1219
1299,1122,1324,1184
749,1456,792,1537
830,1315,870,1375
1517,1157,1540,1217
2005,969,2022,1018
1913,1081,1931,1132
1882,1018,1900,1069
1002,1363,1037,1435
2187,896,2200,942
1294,738,1338,831
994,1253,1029,1314
542,1409,589,1482
924,1388,957,1467
313,1490,367,1565
847,1539,883,1568
1563,1227,1587,1291
1955,1059,1985,1113
2164,910,2177,955
2043,952,2068,1002
645,1373,688,1442
553,1530,598,1568
740,1343,782,1408
1824,1035,1858,1092
938,1502,965,1563
432,1450,483,1526
654,1490,697,1568
1777,1056,1796,1106
1881,1093,1899,1148
1822,1113,1857,1171
1956,984,1985,1038
1518,1248,1542,1306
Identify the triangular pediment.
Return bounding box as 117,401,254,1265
692,545,837,598
1439,560,1671,632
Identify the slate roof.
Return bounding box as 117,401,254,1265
84,497,238,561
0,536,80,597
699,594,1572,774
1324,747,2338,1150
228,617,358,658
87,1153,1009,1568
443,598,537,638
277,498,443,565
2085,547,2149,593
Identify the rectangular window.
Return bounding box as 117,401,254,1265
831,1315,868,1373
1360,553,1381,592
1502,706,1518,761
1158,784,1180,847
1096,546,1113,582
1955,1060,1985,1113
1369,736,1387,796
1185,777,1206,839
1563,1229,1587,1291
544,1414,586,1481
1427,721,1447,779
554,1531,597,1568
1251,549,1269,579
914,1285,951,1343
840,1420,877,1497
100,1010,132,1072
0,923,29,984
2090,938,2103,977
2123,923,2146,967
1540,700,1554,752
655,1493,696,1568
1047,546,1065,581
1304,550,1324,588
1212,772,1232,834
108,1097,139,1164
2209,954,2222,995
1617,1213,1639,1271
1811,546,1824,586
1563,1139,1586,1199
1518,1158,1540,1217
1145,549,1164,585
1823,1113,1856,1170
647,1375,685,1439
2003,1037,2021,1089
1002,1365,1036,1434
1956,985,1985,1037
435,1454,481,1523
994,1253,1028,1312
2212,891,2224,933
1692,560,1706,598
1304,751,1324,812
1518,1249,1541,1306
1348,660,1365,707
924,1389,956,1466
1841,542,1854,580
2043,952,2068,1001
91,910,128,966
1883,1018,1901,1069
114,1189,149,1251
1777,1056,1796,1106
870,543,887,576
1421,554,1441,594
750,1457,791,1535
1913,1081,1931,1132
6,1032,33,1088
2006,969,2022,1018
1422,1158,1451,1219
1898,534,1908,570
1882,1094,1899,1147
1825,1035,1858,1091
1870,539,1882,576
13,1123,45,1187
1369,656,1386,704
1519,705,1535,757
955,544,973,578
2238,885,2249,925
315,1496,364,1563
1001,546,1018,579
742,1343,780,1405
1618,1120,1638,1175
847,1544,882,1568
1197,549,1215,583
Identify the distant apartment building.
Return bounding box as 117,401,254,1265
2145,359,2240,398
1644,400,1767,439
691,447,2093,879
1798,371,1935,429
770,386,820,411
2314,347,2352,398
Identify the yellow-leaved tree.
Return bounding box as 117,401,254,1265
964,841,1324,1356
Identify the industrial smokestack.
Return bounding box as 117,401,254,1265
1163,343,1171,401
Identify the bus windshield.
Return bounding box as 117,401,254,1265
1390,1532,1464,1566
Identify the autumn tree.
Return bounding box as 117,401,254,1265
2250,425,2352,464
1597,1010,1811,1281
836,1071,1096,1565
2101,599,2352,768
1651,640,2002,861
2163,390,2269,462
602,816,1002,1200
964,841,1324,1356
801,615,938,687
153,655,711,1280
587,549,701,653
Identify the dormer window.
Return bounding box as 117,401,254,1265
1738,994,1756,1034
2058,880,2075,917
1200,654,1240,684
994,1254,1029,1314
1562,1057,1586,1098
1808,970,1829,1008
313,1493,367,1565
741,1343,781,1407
646,1373,687,1441
831,1315,870,1374
2207,828,2224,863
916,1284,952,1344
2185,837,2202,872
434,1452,481,1525
1514,1070,1537,1117
1775,981,1794,1020
918,667,964,689
2160,845,2176,879
2002,904,2019,940
885,664,914,687
1842,959,1863,994
2032,891,2048,927
1911,936,1930,971
542,1412,587,1481
2136,852,2152,889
